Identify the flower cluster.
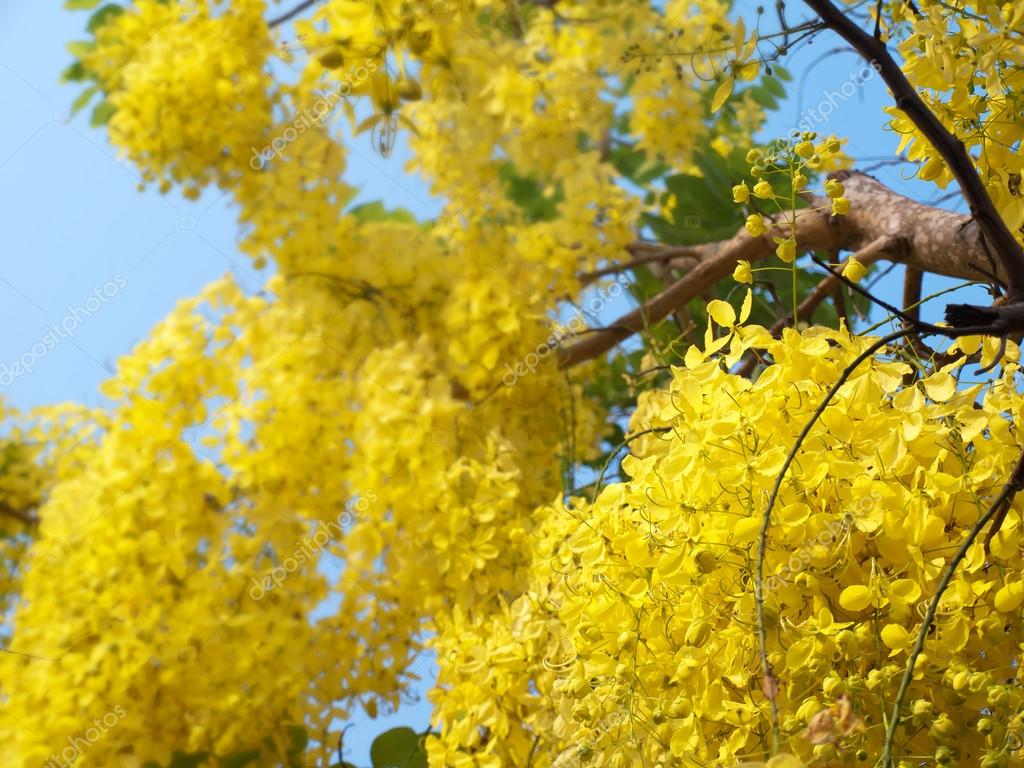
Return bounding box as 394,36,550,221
528,321,1024,767
885,1,1024,235
24,0,1024,766
734,132,851,262
84,0,275,192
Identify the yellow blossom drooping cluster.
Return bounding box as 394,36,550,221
84,0,275,193
884,0,1024,234
735,133,851,255
517,321,1024,767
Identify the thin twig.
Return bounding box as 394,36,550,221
268,0,318,27
902,267,923,323
802,0,1024,298
755,328,913,754
578,250,698,285
587,427,672,502
881,449,1024,767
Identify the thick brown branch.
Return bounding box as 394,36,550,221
902,266,923,321
559,171,1002,367
802,0,1024,298
559,238,758,366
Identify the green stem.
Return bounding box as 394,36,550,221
756,328,913,754
881,448,1024,767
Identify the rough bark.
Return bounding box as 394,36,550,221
559,171,1004,367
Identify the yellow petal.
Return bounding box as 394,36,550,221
922,372,956,402
711,75,734,113
766,755,803,768
880,623,910,650
707,299,736,328
740,288,753,323
732,517,762,544
839,585,872,612
995,581,1024,612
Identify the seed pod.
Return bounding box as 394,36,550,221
318,49,345,69
397,77,422,101
684,619,712,646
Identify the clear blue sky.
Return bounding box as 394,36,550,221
0,1,982,763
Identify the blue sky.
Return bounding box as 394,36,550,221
0,1,982,763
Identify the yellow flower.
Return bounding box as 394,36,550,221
775,236,797,262
842,257,867,282
745,214,767,236
794,140,815,159
732,182,750,203
752,180,775,199
832,196,851,215
825,178,845,199
733,260,753,284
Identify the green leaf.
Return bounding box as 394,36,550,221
348,201,417,224
626,263,664,303
370,727,428,768
498,164,562,223
66,40,96,58
656,149,745,245
61,61,88,83
87,4,124,33
609,145,667,186
772,63,793,82
747,85,779,110
220,750,261,768
65,0,103,9
90,99,116,127
762,74,786,98
71,85,100,116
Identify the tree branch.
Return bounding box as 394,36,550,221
577,248,699,285
802,0,1024,299
269,0,318,27
559,240,749,367
0,501,38,527
902,266,923,321
559,172,1012,367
